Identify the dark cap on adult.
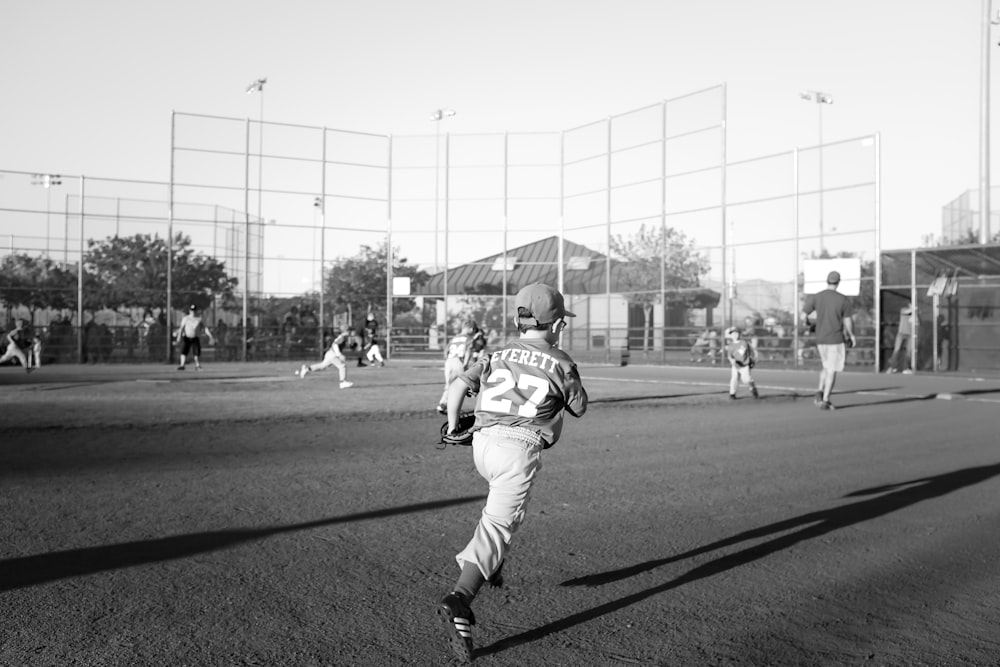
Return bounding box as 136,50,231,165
827,271,841,284
515,283,575,325
189,304,198,311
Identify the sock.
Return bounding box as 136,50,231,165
454,560,486,604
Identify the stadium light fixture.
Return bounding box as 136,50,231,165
800,90,833,250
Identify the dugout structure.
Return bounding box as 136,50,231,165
881,244,1000,373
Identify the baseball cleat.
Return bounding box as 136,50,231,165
339,381,353,389
819,401,836,411
813,391,823,406
437,592,474,663
436,403,447,414
299,364,309,379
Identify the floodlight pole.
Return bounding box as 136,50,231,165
31,173,62,258
244,78,266,360
981,1,998,243
430,108,455,338
800,90,833,251
246,77,267,230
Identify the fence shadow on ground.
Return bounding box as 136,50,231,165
0,495,485,593
474,462,1000,659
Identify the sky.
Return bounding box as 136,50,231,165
0,0,993,288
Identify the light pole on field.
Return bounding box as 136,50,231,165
246,77,267,230
799,90,833,251
980,1,1000,243
31,173,62,258
430,108,455,275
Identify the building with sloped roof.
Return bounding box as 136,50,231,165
417,235,720,358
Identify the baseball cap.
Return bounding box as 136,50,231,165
827,271,841,284
515,283,575,325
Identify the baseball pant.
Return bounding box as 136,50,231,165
310,350,347,382
366,343,384,364
455,427,543,580
729,364,753,394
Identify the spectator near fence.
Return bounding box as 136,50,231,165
887,301,914,374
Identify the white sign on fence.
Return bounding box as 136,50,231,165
803,258,861,296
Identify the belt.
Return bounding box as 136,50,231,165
479,424,544,449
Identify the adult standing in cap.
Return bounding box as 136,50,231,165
801,271,856,410
435,283,588,662
176,304,215,371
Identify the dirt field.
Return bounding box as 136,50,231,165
2,361,999,666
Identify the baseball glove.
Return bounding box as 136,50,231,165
440,411,476,447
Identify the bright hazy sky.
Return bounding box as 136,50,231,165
0,0,991,254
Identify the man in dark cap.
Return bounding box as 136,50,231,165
801,271,856,410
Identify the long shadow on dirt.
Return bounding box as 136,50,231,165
475,462,1000,658
0,495,485,592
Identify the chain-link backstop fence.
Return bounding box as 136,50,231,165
1,83,883,369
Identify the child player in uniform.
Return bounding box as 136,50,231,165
296,325,354,388
436,283,588,663
724,325,759,399
435,322,476,414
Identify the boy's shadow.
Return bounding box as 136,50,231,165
477,462,1000,657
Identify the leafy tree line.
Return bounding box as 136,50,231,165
0,233,431,330
0,233,237,324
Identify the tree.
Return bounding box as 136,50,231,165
323,241,429,324
84,233,237,315
609,224,711,351
0,254,84,323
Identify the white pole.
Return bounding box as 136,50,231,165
981,0,993,243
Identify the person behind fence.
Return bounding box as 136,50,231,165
436,321,476,414
0,318,32,373
468,322,487,363
690,327,718,363
435,282,588,663
724,326,759,399
362,312,385,367
887,300,914,374
801,270,856,411
176,304,215,371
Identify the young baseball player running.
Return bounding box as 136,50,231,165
724,326,759,399
435,322,476,414
297,325,354,388
176,305,215,370
0,319,32,373
436,283,588,663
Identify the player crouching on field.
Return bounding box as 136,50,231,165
724,325,759,399
435,283,588,663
